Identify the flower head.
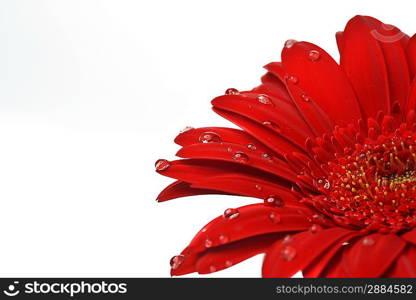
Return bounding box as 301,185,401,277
156,15,416,277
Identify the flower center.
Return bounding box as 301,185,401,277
321,132,416,233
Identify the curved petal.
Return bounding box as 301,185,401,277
386,245,416,277
341,233,406,277
407,34,416,80
401,228,416,245
156,180,232,202
262,227,352,277
281,41,362,127
186,204,312,254
213,108,304,157
212,93,314,149
176,143,298,183
339,15,390,118
195,233,282,274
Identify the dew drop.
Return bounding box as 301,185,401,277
281,246,296,261
209,265,217,273
309,224,322,234
205,238,213,248
264,195,284,207
225,260,233,268
308,50,321,61
362,237,375,246
257,94,274,106
301,93,311,102
232,151,249,163
170,255,185,270
255,184,262,191
227,146,233,152
225,88,239,95
247,143,257,150
269,212,281,224
284,39,298,48
282,235,293,244
223,208,240,220
180,126,194,133
219,234,229,244
317,178,331,190
155,159,170,171
199,132,222,143
285,75,299,84
262,153,273,161
201,227,207,233
262,121,280,131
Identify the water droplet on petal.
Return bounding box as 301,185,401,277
201,227,207,233
232,151,249,163
309,224,322,233
262,153,273,161
180,126,194,133
284,39,298,48
225,260,233,268
255,184,262,191
223,208,240,220
209,265,217,273
301,93,311,102
205,238,213,248
269,212,281,224
362,237,375,246
257,94,274,106
155,159,170,171
247,143,257,150
281,246,296,261
219,234,229,244
282,235,293,244
225,88,239,95
308,50,321,61
316,178,331,190
342,242,350,246
264,195,284,207
285,75,298,84
170,255,185,270
199,132,222,143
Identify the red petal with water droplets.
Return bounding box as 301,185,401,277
386,246,416,277
281,41,362,127
213,108,304,157
303,232,361,278
191,174,299,203
212,93,313,150
339,15,390,118
187,204,311,254
195,233,283,274
177,143,297,183
341,233,406,277
254,72,294,106
262,227,352,277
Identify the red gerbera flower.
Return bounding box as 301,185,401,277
155,15,416,277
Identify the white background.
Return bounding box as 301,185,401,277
0,0,413,277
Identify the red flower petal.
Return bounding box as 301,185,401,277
187,204,311,254
212,93,313,150
339,15,390,118
407,34,416,79
254,72,294,106
175,127,271,154
156,180,231,202
213,108,305,157
281,41,362,127
341,233,406,277
262,227,352,277
195,233,283,274
302,232,360,278
401,228,416,244
265,62,333,136
176,141,298,183
386,245,416,277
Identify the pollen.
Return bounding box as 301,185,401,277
322,133,416,233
